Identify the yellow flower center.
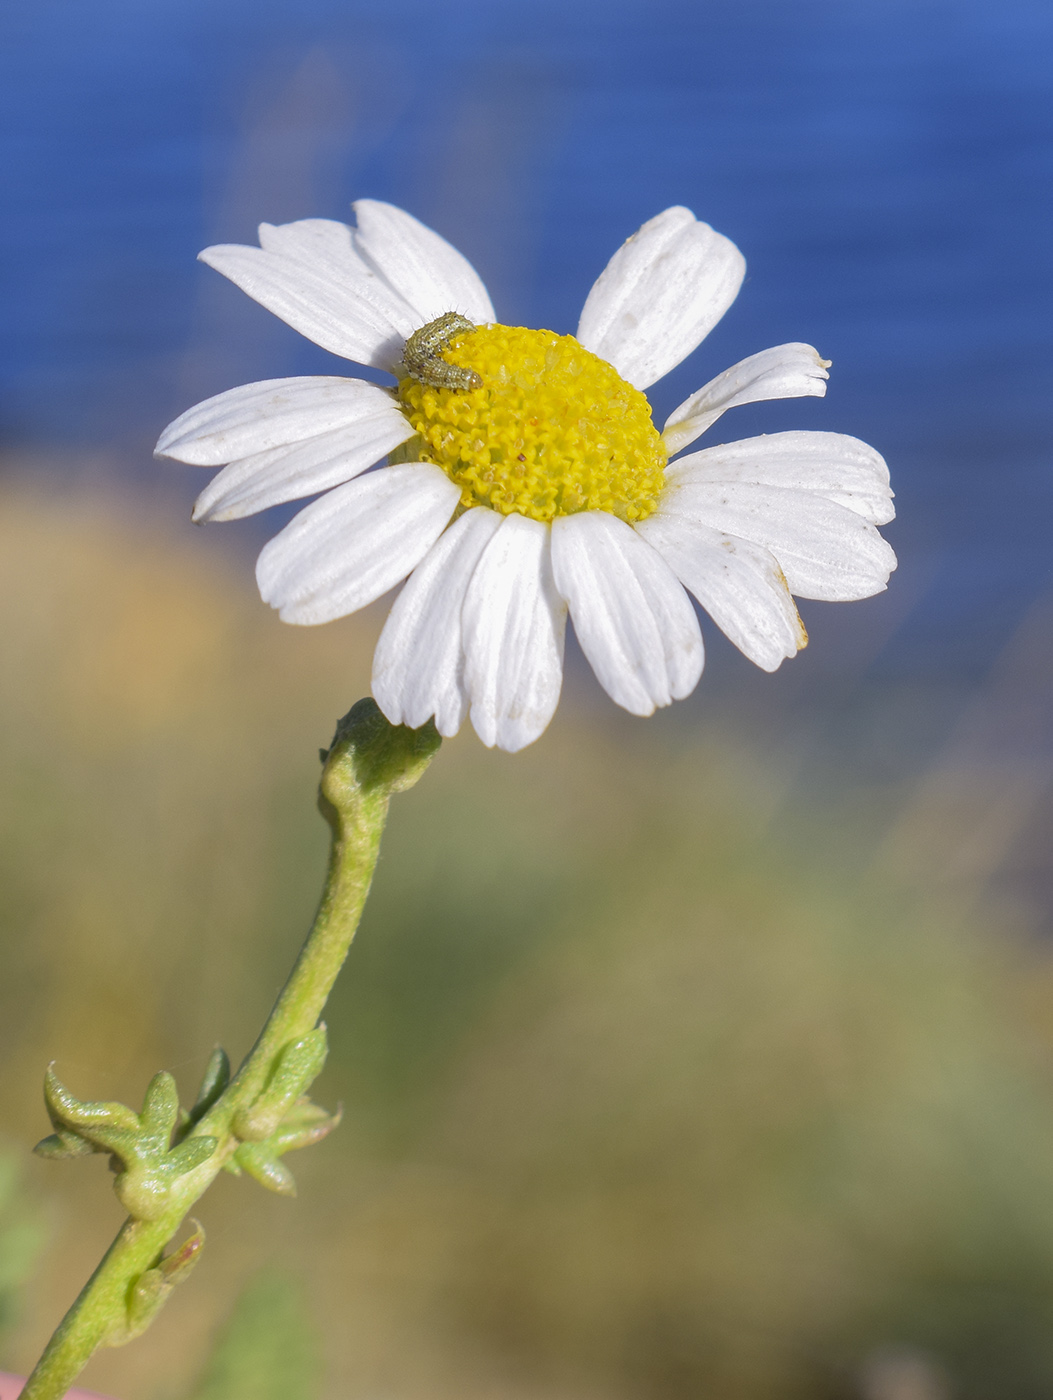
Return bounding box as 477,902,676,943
396,323,667,524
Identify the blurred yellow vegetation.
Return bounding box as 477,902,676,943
3,477,1053,1400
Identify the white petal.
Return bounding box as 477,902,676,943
659,480,896,601
200,221,418,369
192,411,415,523
575,207,746,391
636,512,806,672
257,217,363,263
256,464,459,625
351,200,496,326
462,515,567,752
666,431,895,526
373,507,503,737
256,221,425,351
550,512,703,715
156,377,400,465
662,344,830,455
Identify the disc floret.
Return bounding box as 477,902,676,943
397,321,667,524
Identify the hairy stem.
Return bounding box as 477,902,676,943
21,701,440,1400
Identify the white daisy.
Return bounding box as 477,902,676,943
156,201,895,752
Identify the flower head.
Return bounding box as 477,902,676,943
157,202,895,751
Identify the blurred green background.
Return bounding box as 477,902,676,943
2,479,1053,1400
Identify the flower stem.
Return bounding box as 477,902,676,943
21,701,441,1400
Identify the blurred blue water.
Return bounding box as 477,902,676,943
1,0,1051,677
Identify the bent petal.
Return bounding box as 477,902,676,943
156,377,401,466
352,200,495,326
256,463,459,625
576,207,746,391
636,512,806,672
662,344,830,456
666,431,895,526
551,511,703,715
201,220,418,369
660,480,896,601
191,412,415,523
372,507,503,737
462,515,567,751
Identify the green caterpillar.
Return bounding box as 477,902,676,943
400,312,483,391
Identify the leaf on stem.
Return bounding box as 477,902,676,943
34,1067,218,1222
234,1028,328,1142
107,1222,206,1347
227,1098,342,1197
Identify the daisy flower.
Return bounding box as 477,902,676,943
156,202,895,751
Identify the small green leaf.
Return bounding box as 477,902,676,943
234,1029,328,1143
33,1130,94,1160
167,1135,218,1176
139,1071,180,1140
188,1048,231,1126
109,1223,205,1347
270,1101,341,1156
233,1144,297,1197
43,1066,139,1137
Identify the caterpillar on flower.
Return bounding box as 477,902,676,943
400,312,483,391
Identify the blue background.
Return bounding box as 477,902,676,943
2,0,1051,680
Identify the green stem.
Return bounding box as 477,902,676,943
18,1218,184,1400
21,701,440,1400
